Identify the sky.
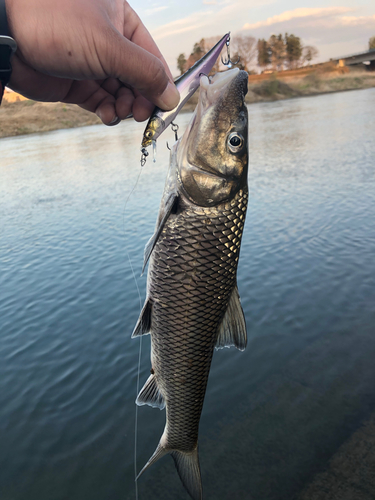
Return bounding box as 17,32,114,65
133,0,375,75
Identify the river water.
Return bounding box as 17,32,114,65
1,88,375,500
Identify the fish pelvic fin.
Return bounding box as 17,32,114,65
171,446,202,500
131,298,152,338
136,374,165,410
216,284,247,351
136,442,168,481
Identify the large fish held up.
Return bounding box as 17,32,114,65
132,68,249,500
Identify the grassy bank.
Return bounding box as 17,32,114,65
246,67,375,104
0,99,101,139
1,68,375,139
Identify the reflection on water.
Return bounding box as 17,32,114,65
1,88,375,500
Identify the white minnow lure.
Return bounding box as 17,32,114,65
140,33,231,166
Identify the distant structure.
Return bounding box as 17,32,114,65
334,49,375,70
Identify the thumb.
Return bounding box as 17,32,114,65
105,30,180,111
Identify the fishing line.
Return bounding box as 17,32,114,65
120,165,144,500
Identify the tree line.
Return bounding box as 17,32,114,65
177,34,319,75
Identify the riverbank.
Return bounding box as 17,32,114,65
1,67,375,139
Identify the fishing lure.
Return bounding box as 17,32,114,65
140,33,238,166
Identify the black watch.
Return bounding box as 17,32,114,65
0,0,17,88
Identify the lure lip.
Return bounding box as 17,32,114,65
141,33,231,149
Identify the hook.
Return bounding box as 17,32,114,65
221,33,240,67
166,141,171,151
171,122,179,142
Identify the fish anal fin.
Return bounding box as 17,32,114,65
136,374,165,410
142,193,179,273
216,285,247,351
136,441,168,480
131,299,152,338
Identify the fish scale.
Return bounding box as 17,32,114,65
148,188,248,453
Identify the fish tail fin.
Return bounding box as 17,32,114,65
171,446,202,500
136,442,167,480
136,439,202,500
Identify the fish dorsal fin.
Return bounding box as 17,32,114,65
216,285,247,351
136,374,165,410
131,299,152,338
142,193,179,274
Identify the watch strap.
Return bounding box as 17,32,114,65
0,0,10,37
0,0,16,99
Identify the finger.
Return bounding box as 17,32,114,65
115,86,136,120
103,27,179,111
62,79,118,125
131,95,154,122
122,4,175,81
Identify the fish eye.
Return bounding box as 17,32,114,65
227,132,244,153
145,130,153,139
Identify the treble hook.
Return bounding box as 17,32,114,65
221,33,240,67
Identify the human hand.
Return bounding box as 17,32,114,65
5,0,179,124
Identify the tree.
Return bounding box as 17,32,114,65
232,34,257,73
269,34,286,71
369,36,375,50
177,53,187,75
257,39,270,69
302,45,319,65
192,40,205,62
184,39,207,72
285,33,302,69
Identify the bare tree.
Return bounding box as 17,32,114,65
369,36,375,50
302,45,319,65
232,34,257,73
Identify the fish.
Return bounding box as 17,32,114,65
132,67,249,500
140,33,231,154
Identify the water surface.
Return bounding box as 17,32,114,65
1,88,375,500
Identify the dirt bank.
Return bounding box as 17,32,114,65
1,68,375,139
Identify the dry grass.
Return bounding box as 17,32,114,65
0,99,101,139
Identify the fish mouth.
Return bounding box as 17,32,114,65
199,68,241,107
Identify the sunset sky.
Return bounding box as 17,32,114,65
135,0,375,75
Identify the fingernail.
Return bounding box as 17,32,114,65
158,81,180,110
108,116,121,126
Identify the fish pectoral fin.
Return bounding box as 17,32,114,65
216,284,247,351
142,193,179,274
136,374,165,410
131,299,152,337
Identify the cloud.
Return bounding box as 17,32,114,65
149,3,375,76
151,11,214,41
145,5,168,16
242,7,352,30
239,6,375,58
